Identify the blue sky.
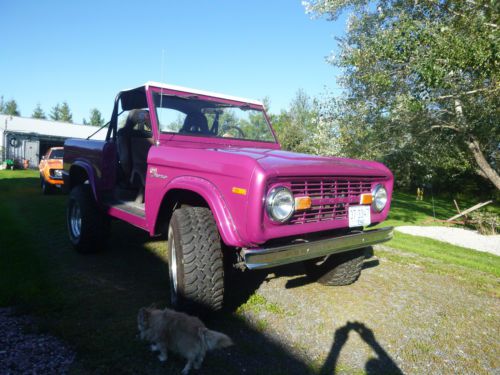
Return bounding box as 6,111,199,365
0,1,346,124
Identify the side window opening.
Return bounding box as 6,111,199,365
116,98,154,202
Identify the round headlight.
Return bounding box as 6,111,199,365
372,184,388,212
266,186,294,222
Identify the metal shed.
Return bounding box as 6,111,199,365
0,114,106,168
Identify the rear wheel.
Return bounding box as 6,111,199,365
67,184,110,253
167,207,224,312
304,248,367,286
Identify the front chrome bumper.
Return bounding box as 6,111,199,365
242,227,393,270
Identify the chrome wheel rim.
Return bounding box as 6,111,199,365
70,202,82,238
168,226,178,303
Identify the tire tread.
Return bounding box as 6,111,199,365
305,248,366,286
67,184,109,253
170,207,224,311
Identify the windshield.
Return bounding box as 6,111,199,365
49,149,64,159
153,92,276,143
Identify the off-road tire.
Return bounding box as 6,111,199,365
304,248,367,286
41,175,53,195
167,207,224,312
67,184,109,253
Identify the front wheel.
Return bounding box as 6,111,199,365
41,175,53,195
67,184,109,253
167,207,224,312
304,248,367,286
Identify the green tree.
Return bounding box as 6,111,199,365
272,89,326,154
50,103,61,121
304,0,500,190
59,102,73,123
3,99,20,116
261,96,271,113
50,102,73,123
32,103,46,119
88,108,105,126
0,96,4,113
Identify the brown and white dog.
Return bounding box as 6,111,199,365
137,306,233,374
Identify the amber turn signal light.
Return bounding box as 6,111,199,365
294,196,312,210
359,193,373,205
232,187,247,195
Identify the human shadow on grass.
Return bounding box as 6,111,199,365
320,321,403,375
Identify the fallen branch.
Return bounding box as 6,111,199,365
446,201,492,222
423,218,465,225
453,199,461,216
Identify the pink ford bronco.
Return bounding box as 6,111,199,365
63,82,393,311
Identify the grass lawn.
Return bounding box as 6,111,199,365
378,191,500,296
384,190,499,227
0,170,311,374
0,170,498,374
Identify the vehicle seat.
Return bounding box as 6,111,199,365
117,112,137,182
130,136,154,188
180,112,209,134
117,109,153,190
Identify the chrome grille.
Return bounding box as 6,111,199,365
289,176,380,225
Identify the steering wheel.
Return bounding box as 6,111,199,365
221,125,245,138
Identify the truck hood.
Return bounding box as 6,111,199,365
214,147,391,177
46,159,63,168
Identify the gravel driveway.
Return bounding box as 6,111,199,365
0,308,74,374
2,247,498,374
395,226,500,256
1,225,498,375
239,248,499,374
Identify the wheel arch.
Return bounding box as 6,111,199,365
155,188,208,233
68,162,98,200
152,178,243,247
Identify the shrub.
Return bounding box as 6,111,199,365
469,211,499,235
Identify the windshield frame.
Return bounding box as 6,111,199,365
147,86,279,147
49,148,64,159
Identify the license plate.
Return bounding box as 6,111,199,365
348,205,371,227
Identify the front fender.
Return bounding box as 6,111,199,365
150,176,244,247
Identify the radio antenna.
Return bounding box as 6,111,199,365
159,48,165,129
161,48,165,84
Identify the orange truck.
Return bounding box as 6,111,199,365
39,147,64,194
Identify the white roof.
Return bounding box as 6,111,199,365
0,114,107,141
143,81,263,106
